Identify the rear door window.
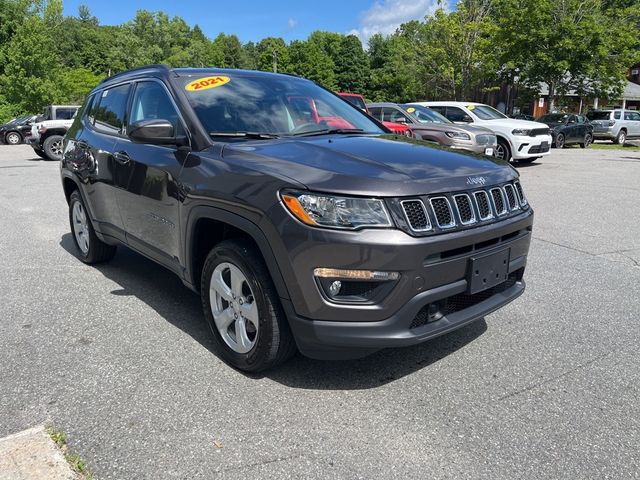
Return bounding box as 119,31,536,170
89,83,131,135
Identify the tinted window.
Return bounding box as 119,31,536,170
623,111,640,121
446,107,473,123
613,111,620,119
181,73,383,137
90,84,131,134
538,113,569,123
56,108,77,120
586,111,611,120
428,105,446,115
340,94,366,110
368,107,383,121
130,81,184,135
576,115,586,124
383,108,409,124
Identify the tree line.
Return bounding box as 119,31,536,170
0,0,638,122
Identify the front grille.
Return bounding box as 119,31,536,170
401,200,431,232
474,191,493,220
453,194,476,225
410,272,520,329
530,128,550,136
475,134,496,146
395,180,529,236
491,188,507,215
514,181,527,206
529,143,550,154
503,184,519,211
430,197,455,228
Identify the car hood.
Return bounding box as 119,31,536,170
219,134,517,196
478,118,549,130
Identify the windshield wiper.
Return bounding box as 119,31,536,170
290,128,365,137
209,131,280,139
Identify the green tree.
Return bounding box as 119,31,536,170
334,35,369,93
288,40,337,88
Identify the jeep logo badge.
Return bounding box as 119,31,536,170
466,176,487,186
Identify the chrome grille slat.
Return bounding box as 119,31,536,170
401,200,432,232
490,188,508,216
453,194,476,225
473,191,494,221
514,181,527,206
503,184,519,211
429,197,456,228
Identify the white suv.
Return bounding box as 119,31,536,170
409,102,553,163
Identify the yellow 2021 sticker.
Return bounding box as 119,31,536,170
185,76,231,92
407,107,416,113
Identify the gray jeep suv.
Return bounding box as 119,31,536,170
61,66,533,371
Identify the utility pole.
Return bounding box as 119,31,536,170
272,49,278,73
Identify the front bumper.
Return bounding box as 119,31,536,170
271,207,533,359
285,273,525,360
510,134,552,159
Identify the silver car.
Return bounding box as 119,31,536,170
586,109,640,144
368,102,497,156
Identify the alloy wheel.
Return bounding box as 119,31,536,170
6,132,21,145
51,139,63,157
209,262,259,354
556,134,565,149
72,201,90,254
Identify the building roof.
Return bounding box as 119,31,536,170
539,80,640,100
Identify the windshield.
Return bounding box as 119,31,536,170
179,73,384,138
340,94,367,111
586,111,611,121
469,105,507,120
402,105,450,124
538,114,569,123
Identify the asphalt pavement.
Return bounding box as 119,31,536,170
0,144,638,479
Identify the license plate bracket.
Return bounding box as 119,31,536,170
468,248,510,294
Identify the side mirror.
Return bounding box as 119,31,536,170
128,119,187,146
395,118,408,124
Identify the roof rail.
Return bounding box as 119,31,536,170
100,64,171,84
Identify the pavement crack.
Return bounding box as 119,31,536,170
533,237,640,268
498,352,613,401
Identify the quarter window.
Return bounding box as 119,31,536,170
89,83,131,135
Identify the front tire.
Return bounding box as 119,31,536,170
495,138,511,162
5,131,22,145
201,239,296,372
43,134,64,160
614,130,626,145
68,190,116,264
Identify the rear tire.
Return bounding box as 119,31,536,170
555,133,565,149
495,138,511,162
43,134,64,161
614,130,626,145
201,239,296,372
68,190,116,264
33,148,48,160
5,131,22,145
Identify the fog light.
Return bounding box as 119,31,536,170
328,280,342,296
313,268,399,281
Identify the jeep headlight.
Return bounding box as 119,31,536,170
281,191,392,229
445,131,471,140
512,128,531,136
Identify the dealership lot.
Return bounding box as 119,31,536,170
0,144,638,479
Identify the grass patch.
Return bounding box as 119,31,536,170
46,424,93,480
589,142,640,151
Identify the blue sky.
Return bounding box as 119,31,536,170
62,0,449,44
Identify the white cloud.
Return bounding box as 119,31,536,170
349,0,442,44
287,18,298,29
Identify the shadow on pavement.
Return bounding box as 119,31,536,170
60,233,487,390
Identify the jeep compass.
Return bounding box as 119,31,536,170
61,66,533,372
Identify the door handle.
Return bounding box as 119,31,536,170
76,140,89,149
114,151,131,165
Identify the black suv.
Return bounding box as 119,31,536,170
61,66,533,371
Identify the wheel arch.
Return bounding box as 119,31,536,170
185,206,290,301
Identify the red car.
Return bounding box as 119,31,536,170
338,92,413,137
